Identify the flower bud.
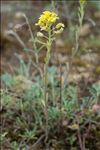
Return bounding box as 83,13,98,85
55,23,64,29
54,27,64,34
54,23,64,34
80,0,86,5
37,32,44,37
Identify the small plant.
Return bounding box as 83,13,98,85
67,0,87,81
1,1,100,149
35,10,64,142
75,0,86,52
20,128,37,142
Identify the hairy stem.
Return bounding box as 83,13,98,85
44,29,52,143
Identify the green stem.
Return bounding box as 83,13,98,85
44,29,52,143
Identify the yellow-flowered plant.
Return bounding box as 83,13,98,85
36,10,64,66
35,10,64,142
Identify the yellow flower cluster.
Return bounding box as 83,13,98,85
36,11,64,34
36,11,59,31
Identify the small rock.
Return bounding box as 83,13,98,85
79,24,91,37
92,104,100,112
81,53,100,65
95,66,100,74
12,75,33,94
55,39,65,47
94,11,100,18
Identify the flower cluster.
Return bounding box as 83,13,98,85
35,11,64,34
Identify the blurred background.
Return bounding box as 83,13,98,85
1,0,100,82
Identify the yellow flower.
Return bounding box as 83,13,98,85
35,11,59,31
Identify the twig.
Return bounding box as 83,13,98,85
76,116,84,150
83,121,91,150
32,134,45,149
5,30,26,48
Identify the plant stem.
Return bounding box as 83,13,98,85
59,63,63,124
44,29,52,143
65,1,85,84
76,116,84,150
